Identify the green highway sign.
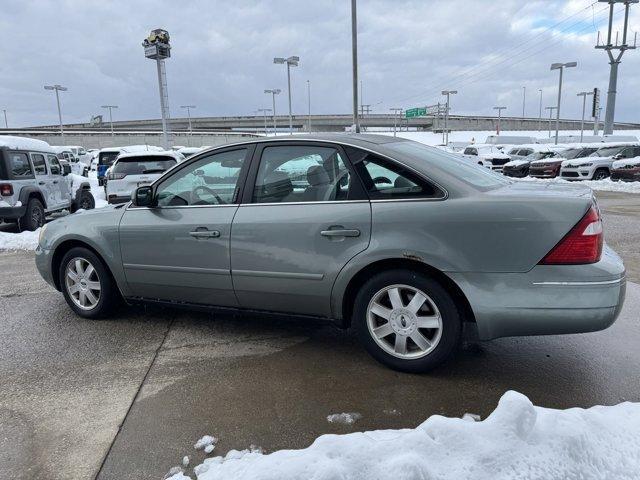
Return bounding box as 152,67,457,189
405,107,427,118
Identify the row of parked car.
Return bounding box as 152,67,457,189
460,141,640,182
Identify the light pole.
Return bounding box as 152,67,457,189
522,86,526,117
264,89,281,134
538,89,543,131
351,0,360,133
2,109,7,128
101,105,118,136
550,61,577,145
257,108,272,136
493,106,506,135
577,91,595,142
273,55,299,134
306,80,311,132
44,84,67,137
390,108,402,136
180,105,196,134
545,106,557,138
442,90,457,145
143,29,172,148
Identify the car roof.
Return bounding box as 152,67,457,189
0,135,55,153
116,150,182,160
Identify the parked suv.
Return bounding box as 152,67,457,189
0,136,95,231
560,143,640,180
462,144,511,171
530,146,599,179
51,146,88,177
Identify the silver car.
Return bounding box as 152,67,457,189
35,134,626,372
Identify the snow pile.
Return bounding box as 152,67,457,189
0,228,40,250
514,176,640,193
169,391,640,480
327,412,362,425
194,435,218,454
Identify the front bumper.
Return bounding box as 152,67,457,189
0,205,27,220
529,164,561,178
502,166,529,178
611,169,640,182
560,166,594,180
448,245,626,340
35,245,57,290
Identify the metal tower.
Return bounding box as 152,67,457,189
143,29,172,148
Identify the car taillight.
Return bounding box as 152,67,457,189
0,183,13,196
108,172,126,180
539,204,603,265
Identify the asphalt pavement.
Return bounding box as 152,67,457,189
1,191,639,480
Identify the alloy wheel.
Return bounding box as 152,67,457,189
65,257,101,310
366,284,443,359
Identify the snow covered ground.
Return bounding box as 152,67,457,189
169,391,640,480
512,176,640,194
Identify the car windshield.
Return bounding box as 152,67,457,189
560,148,583,159
385,141,510,189
526,151,555,161
591,146,626,157
112,156,176,175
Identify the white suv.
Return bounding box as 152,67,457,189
106,150,183,204
560,143,640,181
462,144,511,171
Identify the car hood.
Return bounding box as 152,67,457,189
562,156,613,167
530,157,565,166
612,157,640,169
504,159,529,167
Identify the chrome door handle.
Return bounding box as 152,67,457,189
321,229,360,238
189,230,220,239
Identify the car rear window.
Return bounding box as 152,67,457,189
112,156,176,175
1,152,34,180
99,151,120,166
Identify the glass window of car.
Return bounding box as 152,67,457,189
592,145,627,157
508,148,520,155
31,153,47,175
7,152,33,178
112,156,177,176
48,155,62,175
155,148,247,207
252,145,352,203
352,154,444,200
463,147,478,155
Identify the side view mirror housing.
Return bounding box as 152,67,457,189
132,186,154,207
62,164,71,176
612,153,623,160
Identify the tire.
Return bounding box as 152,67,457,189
353,269,461,373
593,168,609,181
18,198,45,232
59,247,120,318
78,190,95,210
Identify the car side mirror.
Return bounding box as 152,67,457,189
132,185,154,207
613,153,623,160
62,164,71,175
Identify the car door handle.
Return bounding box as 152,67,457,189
189,229,220,239
52,180,58,184
321,228,360,238
38,181,45,185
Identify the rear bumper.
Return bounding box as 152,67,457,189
0,205,26,220
448,245,626,340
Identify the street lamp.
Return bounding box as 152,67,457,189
390,108,403,137
493,106,506,135
180,105,196,134
441,90,457,145
550,61,577,144
257,108,272,136
577,91,595,143
545,106,557,138
101,105,118,136
273,55,299,133
264,89,281,134
44,84,67,137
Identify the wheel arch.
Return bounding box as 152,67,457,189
339,258,476,328
18,186,47,209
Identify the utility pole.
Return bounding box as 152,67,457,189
101,105,118,136
257,108,272,136
2,109,7,129
390,107,402,136
180,105,196,134
594,106,603,135
442,90,457,145
493,106,506,135
44,84,67,137
545,106,557,138
577,91,594,142
550,61,577,145
522,86,526,117
273,55,299,134
264,89,281,135
596,0,638,135
306,80,311,132
351,0,360,133
143,29,172,148
538,89,543,131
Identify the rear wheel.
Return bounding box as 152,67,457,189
18,198,45,232
77,190,95,211
593,168,609,181
59,247,119,318
354,270,461,373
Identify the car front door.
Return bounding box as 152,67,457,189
29,153,55,211
230,142,371,318
118,146,252,306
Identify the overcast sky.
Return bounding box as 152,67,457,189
1,0,639,127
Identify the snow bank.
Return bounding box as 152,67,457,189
170,391,640,480
514,176,640,193
326,412,362,425
0,229,40,250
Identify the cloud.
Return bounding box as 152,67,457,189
1,0,638,127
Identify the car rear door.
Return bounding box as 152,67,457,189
29,153,55,211
230,142,371,318
118,146,252,306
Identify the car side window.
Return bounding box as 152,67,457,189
7,152,33,178
252,145,352,204
351,153,444,200
31,153,47,175
155,148,247,207
49,155,62,175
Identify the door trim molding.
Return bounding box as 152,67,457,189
233,269,324,280
123,263,230,275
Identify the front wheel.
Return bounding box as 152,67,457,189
59,247,120,318
354,270,461,373
593,168,609,181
